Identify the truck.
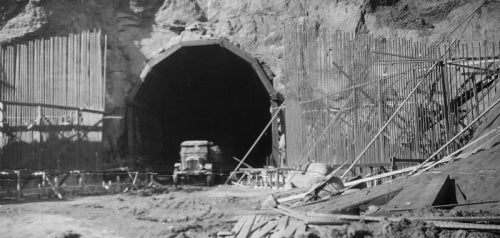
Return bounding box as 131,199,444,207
173,140,222,186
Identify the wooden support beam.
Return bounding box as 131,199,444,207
295,92,354,166
446,62,499,73
232,157,253,169
340,57,444,179
343,164,425,188
377,74,385,164
225,102,286,184
44,175,63,199
271,100,281,167
439,62,451,150
410,95,500,175
58,173,71,187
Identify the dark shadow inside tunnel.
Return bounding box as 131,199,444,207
130,41,274,172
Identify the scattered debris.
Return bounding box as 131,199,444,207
224,141,500,237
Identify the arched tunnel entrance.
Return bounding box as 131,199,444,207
126,40,281,173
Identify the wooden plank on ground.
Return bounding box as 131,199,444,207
232,216,249,235
277,192,308,203
294,222,307,237
270,216,289,238
280,219,300,237
253,215,264,227
250,216,275,234
251,220,278,238
236,215,256,238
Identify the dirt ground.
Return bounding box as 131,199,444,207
0,185,270,238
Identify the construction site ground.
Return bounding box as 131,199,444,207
1,178,499,238
0,185,270,238
2,102,500,238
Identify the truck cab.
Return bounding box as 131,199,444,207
173,140,222,186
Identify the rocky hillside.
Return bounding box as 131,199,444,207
1,0,500,159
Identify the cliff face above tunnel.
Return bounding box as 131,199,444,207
1,0,500,166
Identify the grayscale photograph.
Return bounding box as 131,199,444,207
0,0,500,237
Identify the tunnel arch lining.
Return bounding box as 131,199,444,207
136,39,276,100
127,39,282,172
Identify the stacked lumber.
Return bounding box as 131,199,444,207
221,162,500,237
222,207,500,238
217,215,307,238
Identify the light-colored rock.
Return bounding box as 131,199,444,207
305,162,329,176
286,171,323,188
261,194,278,209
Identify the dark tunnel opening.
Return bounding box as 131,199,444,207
131,41,274,172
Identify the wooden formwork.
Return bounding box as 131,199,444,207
0,30,107,173
282,22,500,176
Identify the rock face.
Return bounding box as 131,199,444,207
0,0,47,40
1,0,500,162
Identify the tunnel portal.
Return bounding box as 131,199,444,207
130,40,277,172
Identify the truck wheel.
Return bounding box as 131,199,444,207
206,174,215,186
173,172,180,187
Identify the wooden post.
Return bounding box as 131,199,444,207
246,171,251,186
16,170,21,199
0,102,3,167
132,172,138,190
149,173,154,186
412,69,420,158
271,98,281,167
439,62,451,151
76,109,81,170
279,107,286,168
390,157,397,179
38,182,42,198
78,174,84,187
276,169,280,188
36,105,42,169
54,176,59,191
225,102,286,184
377,75,385,163
95,152,99,172
353,87,359,166
0,102,3,127
369,166,374,187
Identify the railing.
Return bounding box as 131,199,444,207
0,168,153,199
